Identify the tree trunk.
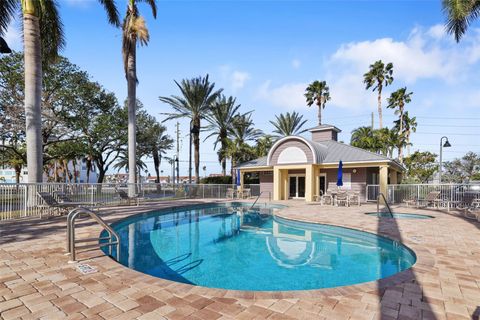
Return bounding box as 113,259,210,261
398,106,404,163
153,146,160,183
23,13,43,183
127,45,137,196
317,98,322,125
15,166,21,184
194,119,201,184
97,168,106,184
221,158,226,176
377,86,383,129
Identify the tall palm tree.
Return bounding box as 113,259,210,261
0,0,119,183
122,0,156,191
305,80,330,125
204,95,241,176
363,60,394,129
160,75,222,183
227,114,262,182
387,87,412,163
151,124,173,184
255,135,274,157
443,0,480,42
394,111,417,156
270,111,308,137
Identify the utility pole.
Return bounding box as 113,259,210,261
176,122,180,184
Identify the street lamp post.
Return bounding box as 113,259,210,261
439,136,451,183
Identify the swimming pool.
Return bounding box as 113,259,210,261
366,212,434,219
102,203,416,291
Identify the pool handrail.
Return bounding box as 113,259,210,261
377,193,393,217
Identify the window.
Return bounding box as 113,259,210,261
343,173,352,189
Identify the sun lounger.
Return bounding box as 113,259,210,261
37,191,85,217
404,191,441,208
116,189,144,206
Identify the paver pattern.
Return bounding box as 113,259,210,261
1,199,479,320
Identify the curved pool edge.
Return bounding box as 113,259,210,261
96,200,434,299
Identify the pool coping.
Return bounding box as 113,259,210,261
94,201,435,300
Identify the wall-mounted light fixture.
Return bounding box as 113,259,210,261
352,169,357,174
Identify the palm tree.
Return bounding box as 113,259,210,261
305,80,330,125
204,95,241,176
394,111,417,156
255,135,274,157
122,0,156,190
151,124,173,185
443,0,480,42
387,87,413,162
270,111,308,137
114,150,147,183
160,75,222,183
363,60,394,129
0,0,119,183
227,114,262,182
351,126,377,152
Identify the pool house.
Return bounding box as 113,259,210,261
237,124,405,202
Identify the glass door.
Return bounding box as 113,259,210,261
297,177,305,197
288,175,306,198
289,177,297,198
319,176,326,195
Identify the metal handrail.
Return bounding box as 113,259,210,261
250,191,271,210
66,207,120,263
377,193,393,217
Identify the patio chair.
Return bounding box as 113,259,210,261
459,197,480,220
348,192,360,206
226,188,236,199
116,189,143,206
336,191,349,207
416,191,441,209
322,191,334,206
241,188,251,199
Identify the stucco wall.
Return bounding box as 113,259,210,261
311,130,337,142
322,167,367,202
269,140,313,165
259,171,273,197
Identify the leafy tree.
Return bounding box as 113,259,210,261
136,111,173,185
443,0,480,42
443,152,480,182
0,142,26,184
350,126,397,157
394,111,417,156
122,0,156,187
204,95,241,176
0,0,119,182
227,114,262,181
387,87,413,163
270,111,308,137
403,151,438,183
160,75,222,183
363,60,394,129
255,135,274,157
305,80,330,125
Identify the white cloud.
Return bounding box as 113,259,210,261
219,65,250,92
256,80,307,109
256,24,480,112
292,59,301,69
4,21,22,51
231,71,250,90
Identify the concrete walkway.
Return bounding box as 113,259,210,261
0,200,479,319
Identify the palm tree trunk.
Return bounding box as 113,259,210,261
398,107,404,163
23,13,43,183
221,158,226,176
377,86,383,129
316,98,322,125
127,45,137,196
193,118,201,184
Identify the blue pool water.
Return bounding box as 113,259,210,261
366,212,434,219
101,203,416,291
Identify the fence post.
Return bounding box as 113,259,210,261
202,184,205,199
22,185,27,218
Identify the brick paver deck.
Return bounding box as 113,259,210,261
1,200,479,319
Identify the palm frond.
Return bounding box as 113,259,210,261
39,0,65,64
443,0,477,42
0,0,18,35
138,0,157,18
98,0,120,27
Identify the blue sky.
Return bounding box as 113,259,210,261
5,0,480,177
